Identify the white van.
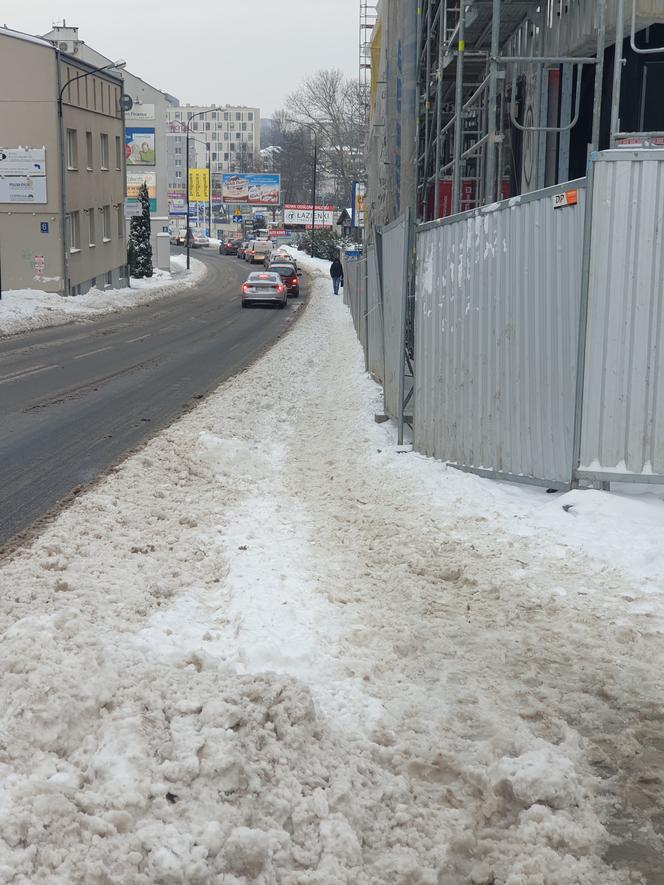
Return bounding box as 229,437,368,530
249,239,272,265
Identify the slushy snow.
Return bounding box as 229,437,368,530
0,252,662,883
0,255,207,338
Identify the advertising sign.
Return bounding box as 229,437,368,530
284,204,335,228
125,128,156,165
126,171,156,212
221,173,280,205
126,104,156,121
0,176,47,203
124,200,142,218
351,181,366,228
189,168,210,202
0,147,46,176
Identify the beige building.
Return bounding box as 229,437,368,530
0,26,127,295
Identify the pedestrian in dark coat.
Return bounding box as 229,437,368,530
330,257,344,295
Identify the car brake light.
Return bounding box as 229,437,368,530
276,284,284,293
242,284,249,293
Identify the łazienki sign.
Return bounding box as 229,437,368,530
283,204,335,228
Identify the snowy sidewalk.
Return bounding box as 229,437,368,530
0,256,662,883
0,254,207,338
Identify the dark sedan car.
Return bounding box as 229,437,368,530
220,238,242,255
268,262,300,296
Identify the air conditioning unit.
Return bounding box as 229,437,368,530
59,41,78,54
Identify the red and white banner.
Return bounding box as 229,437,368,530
284,204,336,228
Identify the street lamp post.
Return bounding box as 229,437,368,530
58,58,126,115
184,108,223,269
58,58,126,295
284,119,319,258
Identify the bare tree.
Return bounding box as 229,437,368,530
263,111,315,203
284,69,367,206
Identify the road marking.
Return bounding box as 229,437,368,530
126,334,151,344
0,363,59,385
73,345,112,360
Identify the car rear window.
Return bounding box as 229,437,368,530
270,265,295,275
248,272,279,281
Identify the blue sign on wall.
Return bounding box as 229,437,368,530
40,221,49,233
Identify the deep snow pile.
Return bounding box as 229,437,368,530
0,253,662,883
0,255,207,338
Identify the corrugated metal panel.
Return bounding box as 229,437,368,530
414,180,586,486
579,151,664,479
342,256,367,353
366,243,384,382
382,214,410,419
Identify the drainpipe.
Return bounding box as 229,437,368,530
55,49,69,295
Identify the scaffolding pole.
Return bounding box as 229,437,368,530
452,1,466,214
484,0,501,202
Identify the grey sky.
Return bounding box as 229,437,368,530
9,0,359,116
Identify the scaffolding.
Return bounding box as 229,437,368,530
415,0,664,222
359,0,378,123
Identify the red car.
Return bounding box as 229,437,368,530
268,262,300,296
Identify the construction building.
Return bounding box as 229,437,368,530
367,0,664,227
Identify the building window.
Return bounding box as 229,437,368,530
115,136,122,170
67,211,80,251
86,131,93,170
211,152,217,161
230,123,235,130
235,112,241,120
88,208,96,246
66,129,78,170
175,159,181,167
192,121,198,131
100,134,109,170
117,204,124,239
175,111,181,120
224,152,229,161
241,122,247,131
175,170,181,179
102,205,111,241
175,146,181,154
248,112,253,120
236,132,241,140
106,270,113,287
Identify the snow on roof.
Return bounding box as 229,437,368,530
0,25,54,49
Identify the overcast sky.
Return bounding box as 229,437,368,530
9,0,359,116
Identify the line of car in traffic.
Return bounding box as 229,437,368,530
170,230,209,248
240,248,301,309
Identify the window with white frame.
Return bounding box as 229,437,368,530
115,136,122,170
68,211,81,251
67,129,78,169
100,133,109,169
102,205,111,241
88,208,96,246
86,131,93,170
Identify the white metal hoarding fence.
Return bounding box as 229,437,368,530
341,255,368,366
380,212,411,425
366,241,384,383
414,181,587,487
577,150,664,484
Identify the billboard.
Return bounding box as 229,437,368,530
222,173,280,205
126,171,156,212
284,204,335,228
126,104,155,122
0,148,47,204
351,181,366,228
189,168,210,202
125,128,155,165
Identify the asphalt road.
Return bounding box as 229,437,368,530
0,250,304,548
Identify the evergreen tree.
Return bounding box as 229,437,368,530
128,181,153,279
